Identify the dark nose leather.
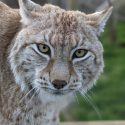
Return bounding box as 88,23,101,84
52,79,67,89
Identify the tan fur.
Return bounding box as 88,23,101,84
0,1,20,120
0,0,112,125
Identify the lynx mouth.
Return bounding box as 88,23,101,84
41,87,75,95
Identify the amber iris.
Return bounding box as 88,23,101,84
37,44,51,55
73,49,87,59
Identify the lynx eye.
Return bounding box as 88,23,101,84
73,49,87,59
37,44,51,55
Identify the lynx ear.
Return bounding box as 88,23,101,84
18,0,42,25
86,7,113,36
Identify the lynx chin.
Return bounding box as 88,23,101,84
0,0,112,125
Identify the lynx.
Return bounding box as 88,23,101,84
0,0,112,125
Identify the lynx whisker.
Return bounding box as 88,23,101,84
29,88,40,103
79,89,102,120
19,87,37,104
73,92,79,105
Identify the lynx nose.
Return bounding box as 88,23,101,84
52,80,67,89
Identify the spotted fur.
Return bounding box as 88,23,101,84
0,0,112,125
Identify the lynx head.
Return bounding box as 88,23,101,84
9,0,112,101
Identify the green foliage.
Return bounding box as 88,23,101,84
61,22,125,121
116,22,125,45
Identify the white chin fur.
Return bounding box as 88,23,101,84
38,89,73,108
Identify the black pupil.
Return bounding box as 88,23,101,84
43,45,46,49
77,50,81,54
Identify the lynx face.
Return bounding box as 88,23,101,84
9,0,112,101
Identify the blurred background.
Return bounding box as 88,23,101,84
1,0,125,121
